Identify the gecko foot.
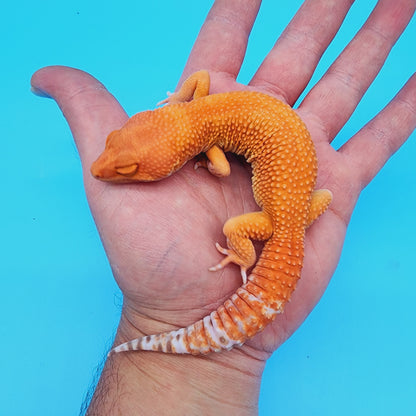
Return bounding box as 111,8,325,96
193,156,208,171
156,91,174,106
209,243,248,284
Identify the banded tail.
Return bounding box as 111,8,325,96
108,237,302,356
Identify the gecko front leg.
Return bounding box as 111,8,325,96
157,70,210,104
194,146,231,177
158,70,231,177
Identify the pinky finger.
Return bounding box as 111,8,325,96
339,73,416,189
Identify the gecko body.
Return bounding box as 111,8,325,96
91,71,332,355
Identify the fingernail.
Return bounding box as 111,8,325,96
30,86,52,98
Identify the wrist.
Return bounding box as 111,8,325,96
87,313,268,415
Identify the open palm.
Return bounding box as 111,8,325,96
31,0,416,357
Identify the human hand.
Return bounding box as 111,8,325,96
31,0,416,414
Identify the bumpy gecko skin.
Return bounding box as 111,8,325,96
91,70,332,355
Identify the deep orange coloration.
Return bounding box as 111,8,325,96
91,71,332,355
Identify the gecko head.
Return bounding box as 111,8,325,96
91,124,184,183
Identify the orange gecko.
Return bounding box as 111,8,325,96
91,70,332,355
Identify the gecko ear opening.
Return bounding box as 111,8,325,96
116,163,139,177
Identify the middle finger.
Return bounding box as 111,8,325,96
250,0,355,105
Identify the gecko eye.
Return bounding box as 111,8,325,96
115,163,139,177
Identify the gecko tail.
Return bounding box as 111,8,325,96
108,278,287,356
108,310,247,356
108,319,233,357
108,327,192,356
107,236,303,356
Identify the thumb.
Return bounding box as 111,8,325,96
31,65,128,170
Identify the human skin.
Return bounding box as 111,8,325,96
31,0,416,414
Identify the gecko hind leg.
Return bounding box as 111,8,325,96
306,189,333,227
209,211,273,284
155,70,231,177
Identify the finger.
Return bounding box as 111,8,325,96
31,65,127,168
250,0,354,105
180,0,261,86
301,0,416,140
340,72,416,189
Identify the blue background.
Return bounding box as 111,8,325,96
2,1,415,415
